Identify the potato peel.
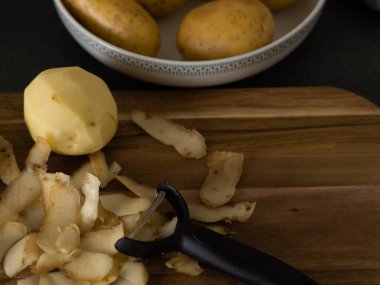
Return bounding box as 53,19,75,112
200,151,244,207
79,172,100,234
62,250,114,282
34,252,72,275
89,151,109,188
189,202,256,223
116,175,156,200
0,134,20,185
18,197,44,231
165,252,203,277
3,233,41,277
100,193,151,216
0,221,28,262
0,112,257,284
37,180,80,254
25,136,51,173
131,109,206,159
56,224,81,253
0,170,41,228
79,222,124,256
114,259,149,285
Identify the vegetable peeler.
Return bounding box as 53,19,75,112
115,182,318,285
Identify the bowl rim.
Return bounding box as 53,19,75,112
54,0,326,65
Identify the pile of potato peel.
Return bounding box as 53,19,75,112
0,109,256,284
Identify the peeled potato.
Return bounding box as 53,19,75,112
177,0,275,60
24,67,118,155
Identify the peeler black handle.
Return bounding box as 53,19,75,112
178,222,317,285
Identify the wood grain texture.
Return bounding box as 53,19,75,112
1,87,380,284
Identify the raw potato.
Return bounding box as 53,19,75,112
260,0,295,10
131,109,206,159
177,0,275,60
0,222,28,261
136,0,188,17
0,135,20,185
3,233,41,277
24,67,118,155
200,151,244,207
63,0,160,56
189,202,256,223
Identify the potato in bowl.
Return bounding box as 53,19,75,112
177,0,275,60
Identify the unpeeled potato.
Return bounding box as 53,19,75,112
177,0,275,60
63,0,160,56
136,0,189,17
260,0,295,10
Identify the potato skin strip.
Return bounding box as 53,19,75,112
131,109,206,160
0,170,41,228
165,252,203,276
116,175,156,200
62,250,113,282
79,173,100,234
189,202,256,223
25,137,51,173
79,222,124,256
0,221,28,262
100,193,151,216
3,233,41,277
0,135,21,185
200,151,244,207
37,180,80,254
89,151,109,188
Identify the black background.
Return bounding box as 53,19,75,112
0,0,379,105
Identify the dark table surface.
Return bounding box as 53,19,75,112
0,0,379,105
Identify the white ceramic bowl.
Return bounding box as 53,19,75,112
54,0,326,87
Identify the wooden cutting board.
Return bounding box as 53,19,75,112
1,87,380,285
